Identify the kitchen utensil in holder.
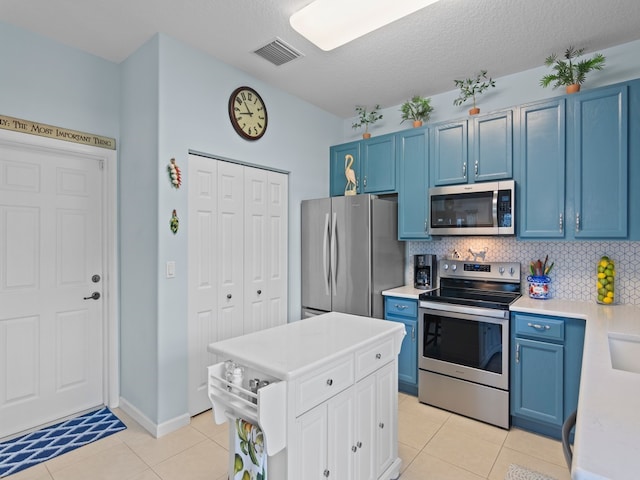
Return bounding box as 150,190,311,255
527,275,551,299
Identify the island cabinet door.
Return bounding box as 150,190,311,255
376,362,397,476
295,403,330,480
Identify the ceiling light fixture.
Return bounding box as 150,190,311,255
290,0,440,51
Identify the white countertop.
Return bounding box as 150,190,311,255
207,311,405,381
511,297,640,480
382,285,432,299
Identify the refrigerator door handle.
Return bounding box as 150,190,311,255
331,211,337,295
322,212,330,295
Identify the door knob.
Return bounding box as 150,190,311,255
83,292,101,300
227,294,232,299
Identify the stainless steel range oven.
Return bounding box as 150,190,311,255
418,260,521,429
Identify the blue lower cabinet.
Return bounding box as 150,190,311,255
384,296,418,395
511,313,585,439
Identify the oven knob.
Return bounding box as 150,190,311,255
509,267,515,276
451,264,457,271
499,267,505,275
443,263,449,270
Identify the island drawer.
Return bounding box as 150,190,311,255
356,337,395,380
514,313,565,342
294,355,355,416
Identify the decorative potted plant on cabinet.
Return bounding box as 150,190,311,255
453,70,496,115
400,95,434,128
540,46,606,94
352,104,383,139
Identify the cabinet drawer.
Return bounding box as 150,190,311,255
294,355,354,416
385,297,418,318
356,338,395,380
514,314,564,342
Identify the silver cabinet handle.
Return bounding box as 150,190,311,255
527,322,551,330
462,162,467,178
257,289,262,295
227,294,232,299
351,445,357,452
326,379,333,386
357,441,362,448
411,326,415,340
375,353,382,359
516,343,520,363
394,304,408,310
379,422,385,429
474,160,479,177
323,469,330,477
559,213,563,232
576,213,581,232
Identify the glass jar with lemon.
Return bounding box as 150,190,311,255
596,255,615,304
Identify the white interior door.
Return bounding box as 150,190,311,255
187,154,218,415
266,171,288,328
0,137,104,438
243,168,267,335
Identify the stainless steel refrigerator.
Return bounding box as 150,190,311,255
301,194,405,319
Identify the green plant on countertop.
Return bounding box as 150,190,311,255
540,46,605,91
400,95,434,125
352,104,383,135
453,70,496,113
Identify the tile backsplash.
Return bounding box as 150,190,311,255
406,238,640,306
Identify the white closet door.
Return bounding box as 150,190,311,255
243,168,268,335
187,154,218,415
216,162,244,342
266,171,288,328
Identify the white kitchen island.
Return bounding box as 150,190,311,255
207,311,405,480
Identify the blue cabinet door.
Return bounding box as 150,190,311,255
397,127,430,239
571,85,628,238
518,99,566,238
431,120,468,185
384,297,418,394
513,337,564,426
362,133,396,193
472,110,513,182
330,141,360,197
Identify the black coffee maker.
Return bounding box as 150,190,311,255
414,254,437,290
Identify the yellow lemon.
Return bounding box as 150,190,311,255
599,259,609,268
602,296,613,304
607,291,614,298
597,281,603,289
597,272,606,279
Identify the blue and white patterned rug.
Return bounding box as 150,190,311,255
0,407,126,477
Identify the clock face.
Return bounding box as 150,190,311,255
228,87,268,140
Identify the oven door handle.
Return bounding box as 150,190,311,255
419,302,509,320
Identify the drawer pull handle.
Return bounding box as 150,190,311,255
394,304,408,310
324,469,330,477
326,379,333,386
351,445,357,452
357,441,362,448
375,353,382,359
527,322,551,330
379,422,385,429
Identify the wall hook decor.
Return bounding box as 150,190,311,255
170,209,179,234
168,158,182,188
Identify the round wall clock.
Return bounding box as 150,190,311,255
228,86,268,140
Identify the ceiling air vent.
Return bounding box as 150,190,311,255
254,38,303,66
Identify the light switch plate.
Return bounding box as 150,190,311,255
166,261,176,278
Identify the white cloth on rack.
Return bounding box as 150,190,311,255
233,418,266,480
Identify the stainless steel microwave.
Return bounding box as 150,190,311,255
428,180,515,236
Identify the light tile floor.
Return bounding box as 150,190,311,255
5,393,571,480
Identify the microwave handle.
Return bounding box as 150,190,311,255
492,189,498,228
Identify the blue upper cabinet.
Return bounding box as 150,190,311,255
570,85,628,238
472,110,513,182
431,120,468,185
329,134,396,196
397,127,429,239
517,99,566,238
330,141,360,197
362,132,396,194
432,110,513,186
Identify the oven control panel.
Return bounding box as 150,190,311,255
439,260,520,281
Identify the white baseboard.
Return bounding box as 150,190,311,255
118,397,190,438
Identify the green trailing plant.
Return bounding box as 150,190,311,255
352,105,383,134
540,46,606,89
400,95,434,124
453,70,496,109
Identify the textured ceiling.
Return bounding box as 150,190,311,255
2,0,640,118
